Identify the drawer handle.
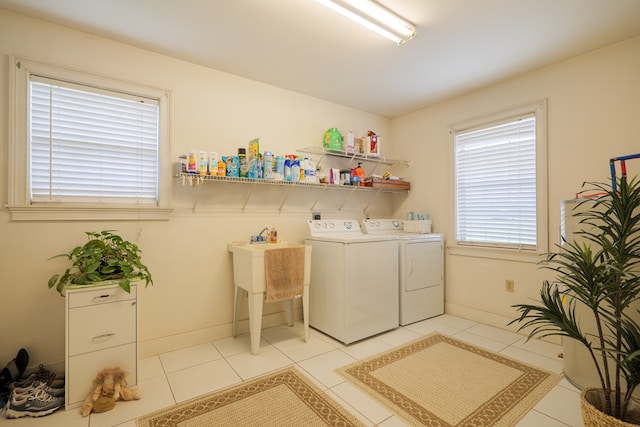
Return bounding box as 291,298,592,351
92,294,113,302
92,333,115,343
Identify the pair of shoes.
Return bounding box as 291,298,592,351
13,380,65,398
5,388,64,419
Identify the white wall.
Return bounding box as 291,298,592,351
0,10,394,369
391,35,640,330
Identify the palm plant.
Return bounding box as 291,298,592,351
509,175,640,423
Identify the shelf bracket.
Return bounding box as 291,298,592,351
313,153,328,171
363,188,383,212
368,163,382,176
278,187,293,213
241,186,255,211
337,186,359,211
189,175,205,211
310,185,328,211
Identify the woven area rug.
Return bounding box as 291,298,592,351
337,333,561,427
137,367,364,427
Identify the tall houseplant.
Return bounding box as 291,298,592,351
510,176,640,424
48,230,153,296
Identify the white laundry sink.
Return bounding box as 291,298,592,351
228,241,312,354
227,242,311,293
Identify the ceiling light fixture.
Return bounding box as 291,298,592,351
315,0,416,45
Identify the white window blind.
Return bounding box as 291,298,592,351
454,114,537,250
29,75,159,204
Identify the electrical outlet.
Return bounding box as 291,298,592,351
312,211,321,220
505,279,515,292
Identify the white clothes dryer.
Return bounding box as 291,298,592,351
362,219,444,325
305,219,399,344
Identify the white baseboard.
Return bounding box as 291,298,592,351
139,308,302,358
445,302,560,345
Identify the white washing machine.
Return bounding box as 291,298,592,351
305,219,399,344
362,219,444,325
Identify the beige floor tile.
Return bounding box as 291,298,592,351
224,344,294,380
159,342,222,373
166,358,240,403
297,349,357,388
329,381,393,425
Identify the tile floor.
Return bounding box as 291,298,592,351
0,314,583,426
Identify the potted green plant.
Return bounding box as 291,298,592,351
48,230,153,296
509,175,640,425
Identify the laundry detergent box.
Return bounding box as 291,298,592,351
224,155,239,177
247,138,260,175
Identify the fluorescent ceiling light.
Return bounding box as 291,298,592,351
316,0,416,45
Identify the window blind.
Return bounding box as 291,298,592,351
29,76,160,204
454,114,536,250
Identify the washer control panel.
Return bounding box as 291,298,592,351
308,219,362,235
362,219,403,233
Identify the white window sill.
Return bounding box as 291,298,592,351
447,244,546,264
6,205,172,221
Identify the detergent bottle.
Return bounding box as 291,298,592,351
323,127,343,151
351,162,365,186
291,159,300,182
284,156,292,181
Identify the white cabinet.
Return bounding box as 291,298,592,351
65,283,137,410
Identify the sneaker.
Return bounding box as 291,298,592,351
10,365,59,391
13,380,65,398
5,389,64,419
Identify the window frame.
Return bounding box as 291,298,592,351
8,56,172,221
449,100,548,261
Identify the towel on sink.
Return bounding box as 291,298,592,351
264,247,305,302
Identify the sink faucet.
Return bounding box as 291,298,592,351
250,227,270,244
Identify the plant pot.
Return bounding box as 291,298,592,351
581,388,640,426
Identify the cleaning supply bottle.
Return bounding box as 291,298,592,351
291,159,300,182
284,156,292,181
238,148,247,177
302,157,318,183
269,225,278,243
351,162,365,186
299,159,305,182
217,159,226,177
198,151,208,175
208,152,218,176
275,155,284,179
263,151,273,179
187,149,198,174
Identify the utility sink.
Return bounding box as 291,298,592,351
228,242,312,293
228,241,312,355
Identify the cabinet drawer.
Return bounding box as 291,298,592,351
68,300,136,355
68,284,137,309
66,343,137,409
